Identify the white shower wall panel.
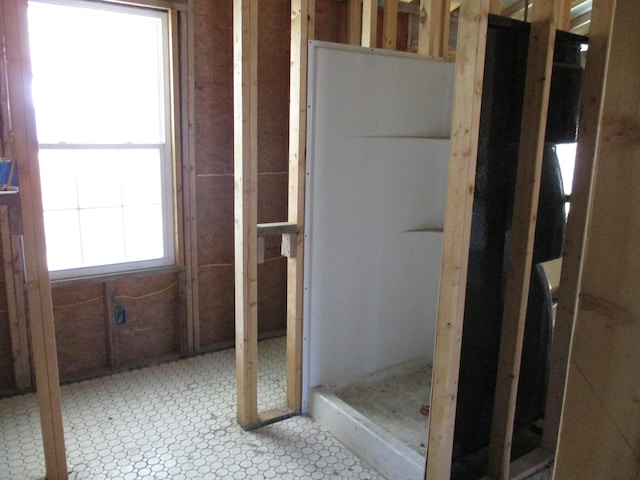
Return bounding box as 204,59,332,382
303,42,455,409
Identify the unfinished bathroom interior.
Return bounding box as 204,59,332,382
1,0,639,479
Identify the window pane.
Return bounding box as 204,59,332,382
39,150,79,211
43,210,83,270
123,205,164,261
79,207,125,266
76,150,123,209
121,149,162,206
28,3,166,144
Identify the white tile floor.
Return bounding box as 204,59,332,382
0,337,381,480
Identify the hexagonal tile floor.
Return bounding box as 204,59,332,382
0,337,381,479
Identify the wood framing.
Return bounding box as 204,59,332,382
487,1,558,478
542,0,614,452
556,0,572,31
179,1,199,354
287,0,314,413
0,205,30,389
104,282,119,370
347,0,362,45
418,0,451,58
233,0,259,429
362,0,377,47
489,0,501,15
554,0,640,477
2,0,68,477
425,2,489,478
382,0,398,50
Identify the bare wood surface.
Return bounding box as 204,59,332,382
554,1,640,478
233,0,259,428
542,0,614,452
287,0,314,413
0,205,29,389
347,0,362,45
2,0,68,477
257,222,297,237
556,0,572,31
418,0,451,58
383,0,398,50
362,0,377,47
487,1,558,478
104,282,119,370
424,2,489,478
179,2,199,353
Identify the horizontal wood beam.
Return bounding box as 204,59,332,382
257,222,297,237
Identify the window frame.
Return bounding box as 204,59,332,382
28,0,180,281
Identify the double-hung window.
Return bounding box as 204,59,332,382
28,0,175,279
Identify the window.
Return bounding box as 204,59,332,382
28,0,175,279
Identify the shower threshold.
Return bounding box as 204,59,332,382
309,359,432,480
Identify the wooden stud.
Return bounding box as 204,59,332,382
556,0,572,31
362,0,377,47
103,282,119,370
542,0,614,453
424,2,489,479
287,0,314,413
487,1,558,479
281,233,297,259
489,0,501,15
233,0,259,429
1,0,68,478
382,0,398,50
10,231,28,388
0,205,30,389
418,0,451,58
179,2,199,354
554,2,640,477
347,0,362,45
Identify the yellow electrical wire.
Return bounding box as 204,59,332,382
53,295,104,310
114,281,178,300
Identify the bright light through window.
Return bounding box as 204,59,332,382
28,0,175,279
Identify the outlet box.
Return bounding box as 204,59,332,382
114,306,127,325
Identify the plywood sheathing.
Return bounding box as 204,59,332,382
114,274,179,365
52,283,108,378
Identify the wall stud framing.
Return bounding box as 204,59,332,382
362,0,377,47
1,0,68,477
489,0,502,15
0,205,30,389
382,0,398,50
487,1,558,478
179,0,199,354
347,0,363,45
418,0,451,58
424,1,489,478
233,0,259,429
287,0,314,413
542,0,614,453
